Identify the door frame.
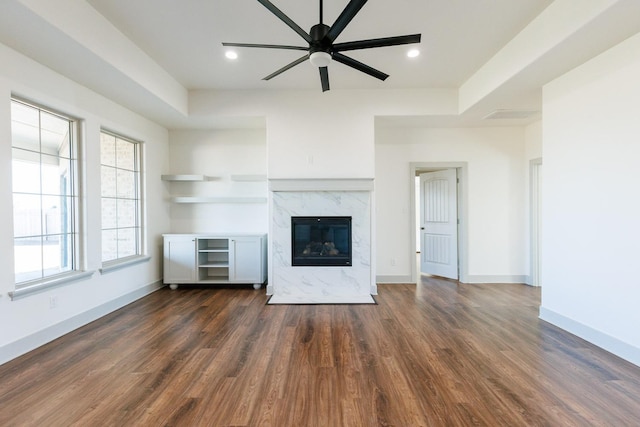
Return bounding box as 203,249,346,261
409,162,468,283
529,158,542,287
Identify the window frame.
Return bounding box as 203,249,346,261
9,97,89,299
99,129,146,271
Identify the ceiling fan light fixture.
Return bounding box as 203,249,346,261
309,51,331,67
225,50,238,60
407,49,420,58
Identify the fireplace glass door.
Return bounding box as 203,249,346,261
291,216,352,266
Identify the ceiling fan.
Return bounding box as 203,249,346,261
222,0,421,92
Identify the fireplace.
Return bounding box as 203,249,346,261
268,182,375,303
291,216,352,266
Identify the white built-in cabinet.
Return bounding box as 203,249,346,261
163,234,267,290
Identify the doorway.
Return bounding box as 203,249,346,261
418,169,458,279
410,162,468,283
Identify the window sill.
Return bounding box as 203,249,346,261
9,270,95,300
100,255,151,274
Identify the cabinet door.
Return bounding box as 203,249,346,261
230,237,263,283
164,236,196,283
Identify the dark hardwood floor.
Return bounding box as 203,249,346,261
1,277,640,426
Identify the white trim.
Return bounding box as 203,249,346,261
376,275,414,284
529,158,543,287
540,307,640,367
269,178,374,192
100,255,151,274
463,275,528,284
9,270,95,300
0,281,164,366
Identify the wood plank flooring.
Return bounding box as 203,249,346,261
1,277,640,426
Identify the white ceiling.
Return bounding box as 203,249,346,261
1,0,640,128
85,0,552,91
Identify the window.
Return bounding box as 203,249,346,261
100,131,143,264
11,99,79,286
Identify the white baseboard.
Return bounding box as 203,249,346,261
463,275,528,284
376,275,528,284
539,307,640,368
0,281,164,366
376,275,414,284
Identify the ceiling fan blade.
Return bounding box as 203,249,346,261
332,52,388,81
257,0,312,43
319,66,330,92
333,34,421,52
263,55,308,81
222,42,307,51
326,0,367,43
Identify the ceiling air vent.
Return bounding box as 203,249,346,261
483,109,539,120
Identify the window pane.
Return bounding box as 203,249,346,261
102,229,118,262
101,198,117,230
101,166,117,197
117,199,137,228
100,133,116,167
42,195,73,237
14,236,43,283
117,228,137,258
41,155,70,196
40,111,70,155
12,151,41,194
13,193,42,237
11,102,40,152
12,99,79,286
116,169,136,198
42,234,72,275
116,138,135,170
100,131,141,263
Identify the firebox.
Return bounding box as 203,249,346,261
291,216,352,266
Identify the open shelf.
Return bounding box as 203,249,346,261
171,196,267,204
161,174,218,181
197,238,230,281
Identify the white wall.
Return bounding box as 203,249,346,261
540,32,640,366
375,126,527,283
167,129,268,233
0,43,170,365
187,89,459,180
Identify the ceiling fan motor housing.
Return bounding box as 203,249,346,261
310,23,331,55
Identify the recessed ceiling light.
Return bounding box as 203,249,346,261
407,49,420,58
225,51,238,60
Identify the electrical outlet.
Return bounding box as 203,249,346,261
49,295,58,309
390,258,396,266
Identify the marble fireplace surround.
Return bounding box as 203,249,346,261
267,179,376,304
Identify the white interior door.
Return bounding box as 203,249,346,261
420,169,458,279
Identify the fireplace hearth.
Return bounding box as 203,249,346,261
291,216,352,266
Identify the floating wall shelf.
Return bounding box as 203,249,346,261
170,197,267,204
161,174,218,181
